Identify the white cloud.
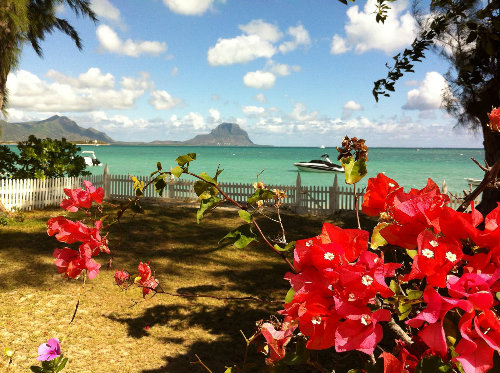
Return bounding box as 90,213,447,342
170,66,179,77
239,19,283,43
149,90,184,110
278,24,311,53
162,0,214,15
207,34,276,65
331,0,416,55
264,60,301,76
96,25,167,57
330,34,349,54
342,100,363,119
290,102,318,121
402,72,448,111
242,105,266,117
91,0,122,23
171,112,206,130
255,93,267,103
243,71,276,89
209,108,220,122
6,69,152,112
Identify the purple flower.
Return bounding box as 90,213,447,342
37,338,61,361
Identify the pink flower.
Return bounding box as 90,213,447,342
260,321,296,364
37,338,61,361
487,107,500,132
59,181,104,212
114,269,130,286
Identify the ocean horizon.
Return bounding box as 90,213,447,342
4,144,484,194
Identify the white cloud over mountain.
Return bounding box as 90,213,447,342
331,0,416,55
96,25,167,57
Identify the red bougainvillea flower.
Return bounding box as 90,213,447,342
362,173,400,217
114,269,130,286
52,248,101,279
379,179,450,249
60,180,104,212
293,223,369,271
337,251,400,301
406,286,472,357
452,312,495,373
404,230,463,287
335,308,391,355
260,321,296,364
487,107,500,132
136,262,158,297
447,272,499,311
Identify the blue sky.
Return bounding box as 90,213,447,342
5,0,483,147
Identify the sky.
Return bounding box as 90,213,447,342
5,0,484,147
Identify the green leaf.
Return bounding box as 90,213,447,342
407,289,423,300
199,171,216,184
415,355,451,373
193,179,218,199
219,225,257,249
176,153,196,166
154,174,167,196
389,280,401,295
341,156,367,184
274,241,295,252
496,292,500,302
30,367,43,373
285,287,295,303
130,176,145,197
56,357,68,372
247,188,275,204
224,368,232,373
197,196,221,223
406,249,418,259
157,161,162,171
238,210,252,223
398,300,412,320
371,222,389,249
171,166,184,178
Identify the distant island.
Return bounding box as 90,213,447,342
0,115,261,146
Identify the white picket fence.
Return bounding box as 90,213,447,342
0,169,477,214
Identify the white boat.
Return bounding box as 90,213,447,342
82,151,102,166
294,154,344,173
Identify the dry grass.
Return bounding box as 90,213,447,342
0,201,376,373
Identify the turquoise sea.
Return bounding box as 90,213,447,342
4,144,484,193
71,145,485,194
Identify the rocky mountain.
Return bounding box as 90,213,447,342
182,122,255,146
0,115,114,143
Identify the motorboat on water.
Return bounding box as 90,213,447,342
294,154,344,173
82,151,102,166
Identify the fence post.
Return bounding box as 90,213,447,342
331,174,339,214
295,172,303,214
103,164,111,198
442,179,448,194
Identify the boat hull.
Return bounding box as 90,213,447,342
294,163,344,173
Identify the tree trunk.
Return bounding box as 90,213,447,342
476,124,500,216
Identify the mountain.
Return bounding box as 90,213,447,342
0,115,114,143
182,123,255,146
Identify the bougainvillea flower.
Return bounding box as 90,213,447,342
338,251,400,301
335,309,390,355
452,312,495,373
406,286,472,357
140,276,159,298
137,262,152,282
47,217,92,244
84,258,101,279
404,230,463,288
319,223,369,263
53,248,83,279
114,269,130,286
380,179,449,249
260,321,296,364
447,272,499,311
381,347,416,373
487,107,500,132
37,338,61,361
362,173,400,217
60,181,104,212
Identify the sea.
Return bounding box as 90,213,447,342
3,144,484,193
72,145,485,194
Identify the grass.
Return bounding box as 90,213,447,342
0,201,376,373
